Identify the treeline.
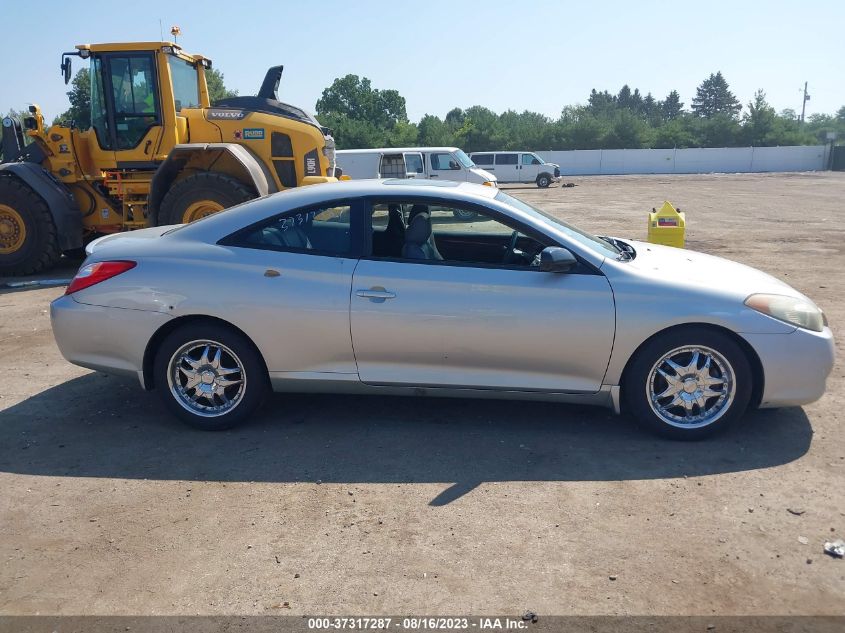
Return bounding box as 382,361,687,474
316,72,845,152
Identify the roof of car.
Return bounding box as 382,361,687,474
335,147,463,154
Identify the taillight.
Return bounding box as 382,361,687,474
65,261,136,295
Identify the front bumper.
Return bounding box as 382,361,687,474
741,326,835,408
50,295,171,387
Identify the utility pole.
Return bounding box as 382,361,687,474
800,81,810,124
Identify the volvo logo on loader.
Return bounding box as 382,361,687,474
207,109,246,120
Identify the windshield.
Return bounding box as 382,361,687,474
495,191,621,258
168,56,200,112
453,149,475,168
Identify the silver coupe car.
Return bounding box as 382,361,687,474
50,180,834,439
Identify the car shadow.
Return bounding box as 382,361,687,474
0,373,813,506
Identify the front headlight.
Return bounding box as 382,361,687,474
745,294,825,332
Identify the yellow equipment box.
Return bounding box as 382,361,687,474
648,201,686,248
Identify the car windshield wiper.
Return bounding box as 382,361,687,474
598,236,636,260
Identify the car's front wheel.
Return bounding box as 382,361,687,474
154,323,268,430
624,327,752,440
536,174,551,188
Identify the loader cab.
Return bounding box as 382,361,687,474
78,42,208,167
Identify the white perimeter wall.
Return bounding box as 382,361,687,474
536,145,827,175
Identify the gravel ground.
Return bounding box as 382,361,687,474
0,172,843,617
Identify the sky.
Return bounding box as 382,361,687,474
1,0,843,124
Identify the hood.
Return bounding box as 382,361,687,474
86,225,180,255
470,166,497,183
619,239,808,300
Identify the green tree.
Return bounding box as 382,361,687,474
691,72,741,119
316,75,409,148
317,75,407,128
53,68,91,128
417,114,455,146
741,90,777,145
662,90,684,121
690,113,742,146
206,68,238,105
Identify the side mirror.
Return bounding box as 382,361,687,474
61,56,72,84
532,158,541,165
539,246,577,273
449,160,460,170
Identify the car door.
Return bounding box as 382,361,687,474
520,153,541,183
350,200,616,392
400,152,423,179
494,153,519,183
429,152,466,182
216,200,363,377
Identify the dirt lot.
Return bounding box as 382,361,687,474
0,172,843,617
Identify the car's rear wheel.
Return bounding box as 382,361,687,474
624,327,752,440
154,323,268,430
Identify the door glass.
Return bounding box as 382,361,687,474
108,54,160,149
472,154,494,165
370,202,546,268
522,153,541,165
430,153,460,170
168,56,200,112
404,153,424,174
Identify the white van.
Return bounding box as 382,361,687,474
335,147,497,187
468,151,560,188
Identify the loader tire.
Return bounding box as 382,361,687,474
0,176,61,276
158,173,255,226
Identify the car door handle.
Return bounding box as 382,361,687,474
356,288,396,301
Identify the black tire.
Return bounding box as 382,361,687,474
536,174,551,188
154,322,269,431
157,172,255,226
0,176,61,276
623,327,752,440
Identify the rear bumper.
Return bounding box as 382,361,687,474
741,326,835,408
50,295,171,385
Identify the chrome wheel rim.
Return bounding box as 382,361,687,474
646,345,735,429
167,340,247,418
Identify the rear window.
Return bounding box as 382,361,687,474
472,154,494,165
496,154,518,165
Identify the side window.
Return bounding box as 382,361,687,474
228,203,354,256
368,201,548,268
522,153,541,165
431,153,460,170
472,154,494,165
495,153,518,165
90,57,111,149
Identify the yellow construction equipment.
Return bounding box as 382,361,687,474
0,41,338,275
648,201,686,248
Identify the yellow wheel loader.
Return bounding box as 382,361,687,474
0,41,338,275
